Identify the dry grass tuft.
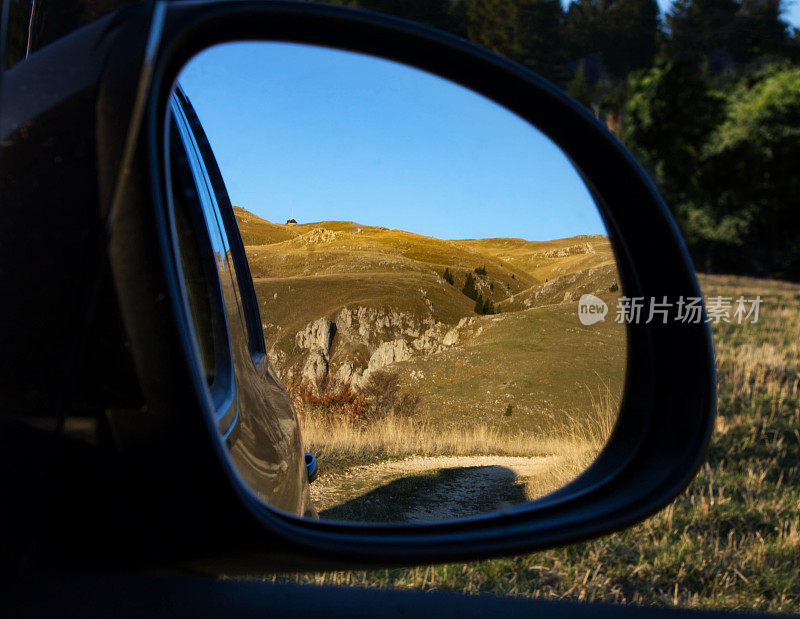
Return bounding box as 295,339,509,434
301,413,601,474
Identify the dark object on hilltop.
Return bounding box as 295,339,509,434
286,218,298,224
610,283,619,292
504,404,513,417
474,265,487,277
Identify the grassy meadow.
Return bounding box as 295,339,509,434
270,274,800,614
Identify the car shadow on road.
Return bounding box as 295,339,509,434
319,465,529,523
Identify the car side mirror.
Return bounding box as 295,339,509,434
32,0,717,572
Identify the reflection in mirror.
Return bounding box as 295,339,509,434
172,42,626,524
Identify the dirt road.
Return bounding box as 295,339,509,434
310,455,564,523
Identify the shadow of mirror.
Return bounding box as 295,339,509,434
172,41,627,524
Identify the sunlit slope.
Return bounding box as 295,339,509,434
459,235,616,282
234,207,622,388
392,297,626,434
497,263,619,312
244,222,538,297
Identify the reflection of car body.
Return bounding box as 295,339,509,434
169,88,315,516
0,2,312,519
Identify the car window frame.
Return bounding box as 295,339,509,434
172,86,268,363
169,91,241,439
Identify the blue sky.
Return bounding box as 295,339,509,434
179,43,605,242
177,3,798,243
780,0,799,27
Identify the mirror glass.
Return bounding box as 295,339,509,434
171,42,626,523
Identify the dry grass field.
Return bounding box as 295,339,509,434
269,274,800,614
300,382,617,521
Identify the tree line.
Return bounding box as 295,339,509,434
328,0,800,281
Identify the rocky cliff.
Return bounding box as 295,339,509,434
272,305,472,388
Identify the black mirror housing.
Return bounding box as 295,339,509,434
1,0,715,573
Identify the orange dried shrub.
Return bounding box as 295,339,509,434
286,370,369,424
285,368,420,425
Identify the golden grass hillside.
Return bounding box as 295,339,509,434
234,206,624,409
460,235,616,281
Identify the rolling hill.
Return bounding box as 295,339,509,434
234,206,626,436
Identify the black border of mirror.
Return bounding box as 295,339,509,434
105,0,716,571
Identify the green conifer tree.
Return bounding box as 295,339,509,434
463,272,478,299
443,267,455,285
